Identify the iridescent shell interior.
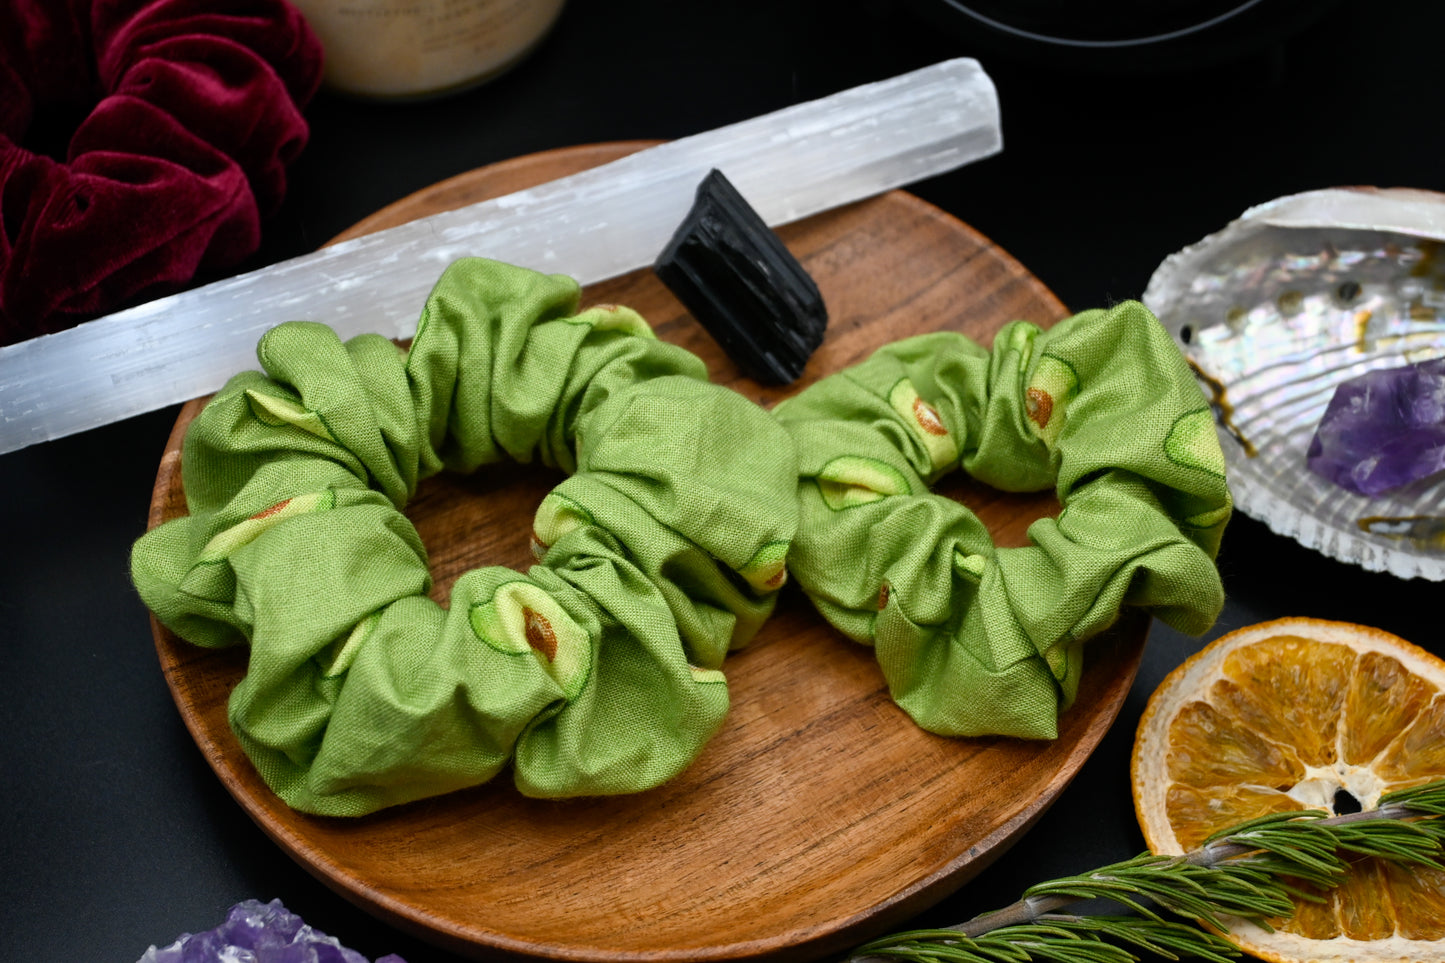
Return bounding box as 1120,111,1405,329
1145,188,1445,581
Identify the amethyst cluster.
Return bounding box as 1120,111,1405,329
137,899,406,963
1307,357,1445,496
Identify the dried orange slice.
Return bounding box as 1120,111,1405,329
1132,617,1445,963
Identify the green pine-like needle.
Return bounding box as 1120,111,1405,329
850,778,1445,963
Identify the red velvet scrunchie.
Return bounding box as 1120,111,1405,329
0,0,322,344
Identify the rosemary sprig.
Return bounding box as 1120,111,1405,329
858,917,1240,963
850,779,1445,963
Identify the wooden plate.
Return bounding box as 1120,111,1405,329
148,142,1147,962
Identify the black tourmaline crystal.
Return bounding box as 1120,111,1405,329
654,169,827,385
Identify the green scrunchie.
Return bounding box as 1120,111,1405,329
772,300,1232,740
131,258,798,816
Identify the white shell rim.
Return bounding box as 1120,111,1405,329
1145,187,1445,583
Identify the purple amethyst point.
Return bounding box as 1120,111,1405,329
1306,357,1445,496
137,899,405,963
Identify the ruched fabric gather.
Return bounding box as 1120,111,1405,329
773,301,1233,740
0,0,322,344
131,259,800,816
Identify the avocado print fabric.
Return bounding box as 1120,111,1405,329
772,301,1231,740
131,258,798,816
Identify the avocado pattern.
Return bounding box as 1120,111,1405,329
738,540,791,593
888,378,959,471
530,492,595,560
1001,322,1036,369
815,455,912,510
687,664,727,685
245,389,337,443
197,489,337,564
953,549,986,583
317,611,381,679
1184,504,1232,529
563,303,655,339
469,581,591,700
1042,643,1072,686
1023,355,1079,449
1164,409,1228,479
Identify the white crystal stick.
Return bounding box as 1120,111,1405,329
0,58,1001,453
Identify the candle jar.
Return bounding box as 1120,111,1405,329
291,0,566,100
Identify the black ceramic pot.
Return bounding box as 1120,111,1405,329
900,0,1344,71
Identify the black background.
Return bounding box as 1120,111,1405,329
3,1,1442,960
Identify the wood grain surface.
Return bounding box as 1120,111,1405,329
148,142,1148,962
